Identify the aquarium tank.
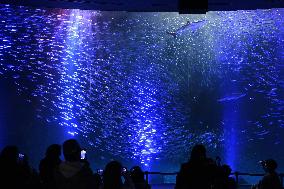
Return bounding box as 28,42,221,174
0,4,283,184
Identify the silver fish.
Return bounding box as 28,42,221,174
218,93,246,102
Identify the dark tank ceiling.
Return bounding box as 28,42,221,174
1,0,284,13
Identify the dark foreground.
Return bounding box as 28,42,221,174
151,184,252,189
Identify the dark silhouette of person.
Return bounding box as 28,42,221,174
102,161,135,189
175,144,217,189
252,159,281,189
130,166,151,189
0,145,39,189
54,139,98,189
39,144,62,188
220,164,237,189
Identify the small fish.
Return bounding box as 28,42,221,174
167,20,207,38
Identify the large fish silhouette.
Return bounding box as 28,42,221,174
167,20,207,38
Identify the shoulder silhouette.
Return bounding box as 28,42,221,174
54,139,98,189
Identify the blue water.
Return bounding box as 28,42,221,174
0,4,284,181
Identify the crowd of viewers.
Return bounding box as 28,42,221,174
0,140,282,189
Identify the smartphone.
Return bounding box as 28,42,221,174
18,153,25,162
80,149,86,160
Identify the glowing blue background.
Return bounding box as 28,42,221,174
0,4,284,183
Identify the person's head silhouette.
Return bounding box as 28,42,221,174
190,144,206,161
63,139,81,162
222,164,232,177
46,144,61,159
0,145,19,163
130,166,144,182
260,159,278,173
104,161,123,177
103,160,124,188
